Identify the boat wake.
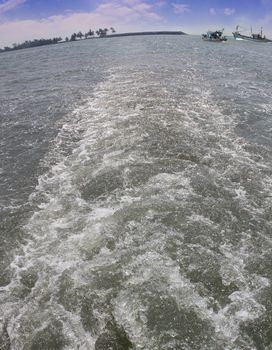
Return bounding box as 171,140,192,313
1,59,272,349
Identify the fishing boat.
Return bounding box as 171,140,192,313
202,29,227,42
233,26,272,42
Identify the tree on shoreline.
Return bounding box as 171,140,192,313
77,31,83,40
0,37,62,52
70,33,77,41
96,28,109,37
0,27,117,52
85,29,94,38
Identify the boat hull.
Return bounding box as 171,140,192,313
233,32,272,42
202,38,227,42
202,30,227,42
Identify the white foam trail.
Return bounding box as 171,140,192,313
1,56,272,350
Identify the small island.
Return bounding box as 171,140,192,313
0,28,186,53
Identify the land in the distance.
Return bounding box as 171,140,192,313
105,31,186,37
0,30,186,53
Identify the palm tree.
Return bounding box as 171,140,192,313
70,33,77,41
84,29,94,39
88,29,94,37
77,31,83,40
98,28,108,37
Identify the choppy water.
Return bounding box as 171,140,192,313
0,35,272,350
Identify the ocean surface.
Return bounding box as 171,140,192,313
0,35,272,350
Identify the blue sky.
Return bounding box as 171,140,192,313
0,0,272,46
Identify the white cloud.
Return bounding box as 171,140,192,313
209,8,216,15
0,0,165,47
96,0,162,20
172,3,190,14
224,8,235,16
0,0,25,14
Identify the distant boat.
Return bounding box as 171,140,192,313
233,26,272,42
202,29,227,42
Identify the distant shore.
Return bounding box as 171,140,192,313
0,30,187,53
104,31,187,38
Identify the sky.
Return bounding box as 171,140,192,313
0,0,272,47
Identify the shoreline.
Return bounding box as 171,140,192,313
0,31,187,53
104,31,187,37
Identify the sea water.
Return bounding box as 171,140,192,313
0,35,272,349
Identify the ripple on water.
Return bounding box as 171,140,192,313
1,38,272,349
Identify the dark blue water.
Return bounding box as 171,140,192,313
0,36,272,349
